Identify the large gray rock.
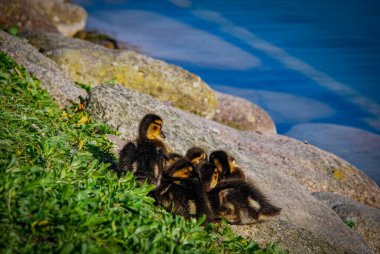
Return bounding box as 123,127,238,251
86,84,378,254
0,31,86,106
313,192,380,254
0,0,86,36
213,91,276,133
286,123,380,185
25,32,217,119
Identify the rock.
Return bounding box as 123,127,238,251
36,0,87,37
0,31,86,106
26,32,217,119
0,0,58,34
85,84,378,253
0,0,86,36
73,30,140,51
286,123,380,185
313,192,380,253
213,91,276,133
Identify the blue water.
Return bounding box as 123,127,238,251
73,0,380,184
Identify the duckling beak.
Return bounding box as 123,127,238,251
160,130,166,139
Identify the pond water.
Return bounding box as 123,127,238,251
73,0,380,184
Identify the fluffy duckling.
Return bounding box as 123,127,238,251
207,179,281,224
209,150,246,181
185,147,208,166
199,163,219,193
153,158,214,222
165,152,183,167
118,114,168,184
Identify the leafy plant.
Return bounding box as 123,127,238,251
4,25,20,36
344,217,357,228
0,52,285,253
76,82,93,93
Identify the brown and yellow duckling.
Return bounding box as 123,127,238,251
185,147,219,192
198,161,281,224
118,114,168,184
152,158,214,222
185,147,208,166
165,152,183,167
209,150,246,181
207,179,281,224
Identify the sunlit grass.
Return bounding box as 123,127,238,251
0,52,285,253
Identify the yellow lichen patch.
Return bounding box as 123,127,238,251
332,168,345,180
49,48,217,118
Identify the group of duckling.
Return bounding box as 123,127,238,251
118,114,281,225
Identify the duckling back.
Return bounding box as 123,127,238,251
208,179,281,224
153,158,214,222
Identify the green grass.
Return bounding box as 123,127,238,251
0,52,285,253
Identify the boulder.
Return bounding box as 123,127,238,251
85,84,379,253
0,31,86,106
0,0,57,34
213,91,276,133
313,192,380,253
36,0,87,37
0,0,86,36
25,32,217,119
73,30,140,51
286,123,380,185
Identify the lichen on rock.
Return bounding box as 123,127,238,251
25,32,217,119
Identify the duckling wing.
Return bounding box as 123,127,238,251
118,142,137,176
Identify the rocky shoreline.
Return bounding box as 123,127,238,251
1,1,379,253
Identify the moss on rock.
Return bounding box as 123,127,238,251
44,45,217,119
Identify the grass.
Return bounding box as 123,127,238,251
0,52,285,253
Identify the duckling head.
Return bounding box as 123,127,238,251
200,163,219,192
209,150,231,178
164,158,198,180
165,153,183,167
139,114,166,141
185,147,207,166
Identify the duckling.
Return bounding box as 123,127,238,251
153,158,214,222
185,147,207,166
207,179,281,224
209,150,246,181
165,152,183,167
199,163,219,193
118,114,168,184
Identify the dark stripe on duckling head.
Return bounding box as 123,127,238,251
164,158,197,179
185,147,207,165
209,150,231,177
